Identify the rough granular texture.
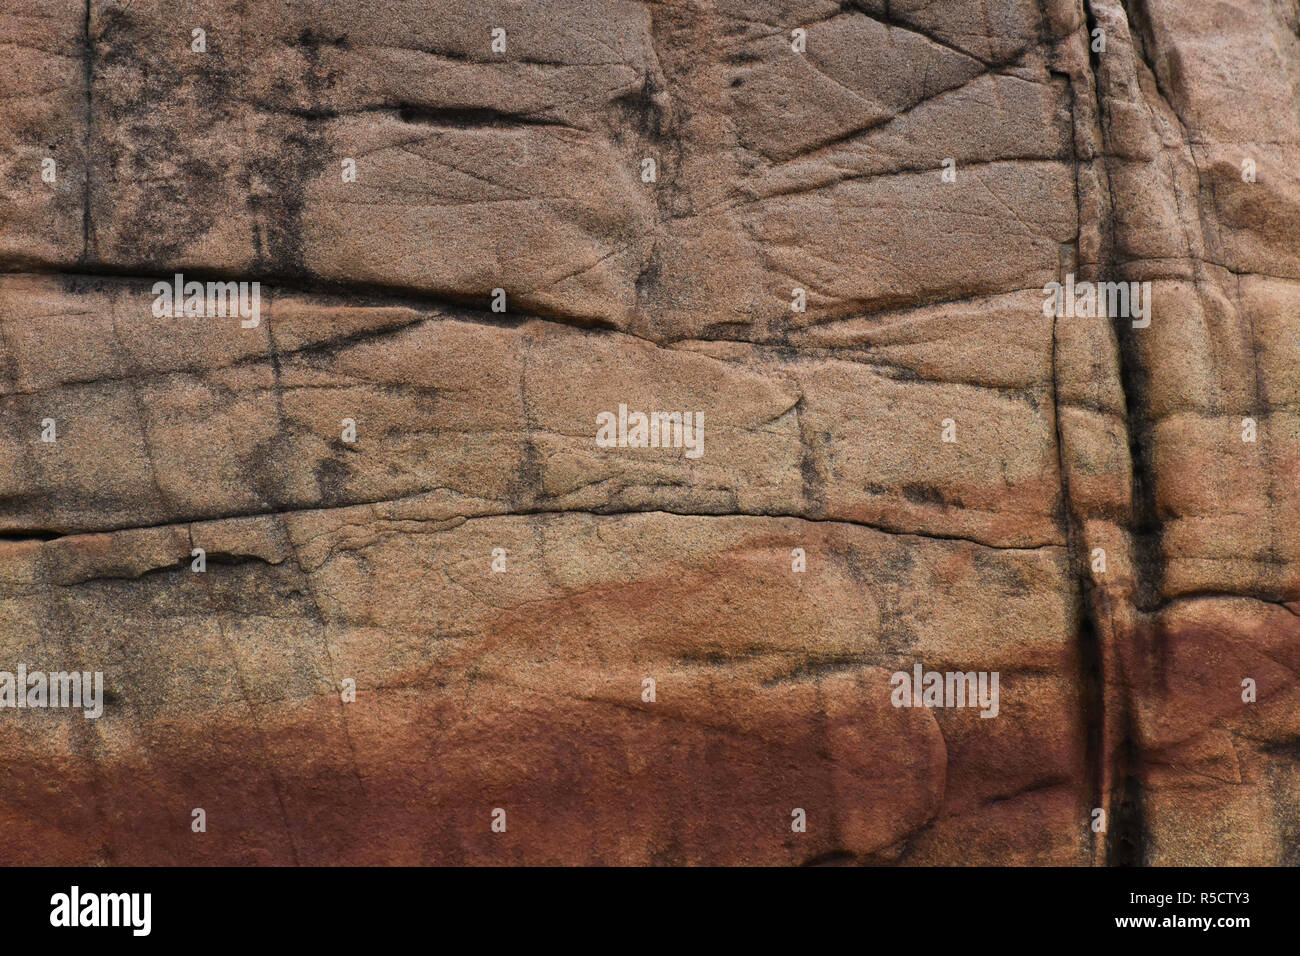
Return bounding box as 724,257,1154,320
0,0,1297,865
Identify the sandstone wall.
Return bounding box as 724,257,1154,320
0,0,1297,865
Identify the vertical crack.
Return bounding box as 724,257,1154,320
1043,0,1117,866
81,0,94,264
1083,0,1152,866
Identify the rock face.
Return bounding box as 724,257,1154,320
0,0,1297,866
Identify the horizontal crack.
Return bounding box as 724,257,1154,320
1,262,631,338
1155,591,1300,617
0,501,1063,554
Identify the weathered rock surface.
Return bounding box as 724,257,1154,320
0,0,1296,865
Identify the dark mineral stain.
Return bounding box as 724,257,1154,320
900,482,963,508
92,6,233,267
313,456,350,507
616,73,667,139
